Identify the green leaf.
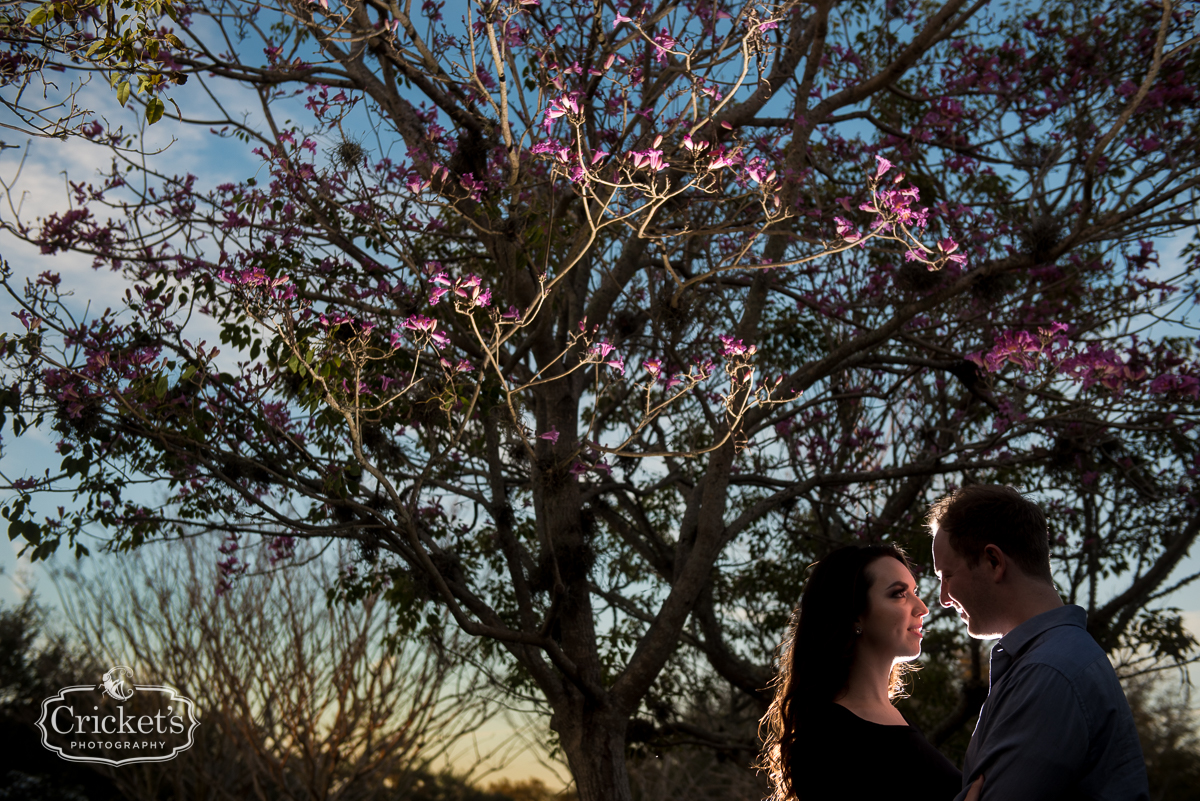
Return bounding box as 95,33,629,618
154,373,169,398
24,5,49,26
146,96,164,124
10,519,40,545
116,80,131,107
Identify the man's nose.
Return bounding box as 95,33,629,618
938,582,952,608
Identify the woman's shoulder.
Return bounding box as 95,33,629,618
794,700,854,727
791,700,878,745
790,702,962,800
799,700,910,729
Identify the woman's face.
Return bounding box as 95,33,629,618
857,557,929,662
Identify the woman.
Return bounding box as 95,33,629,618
759,545,969,801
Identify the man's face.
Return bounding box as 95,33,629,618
932,525,1001,639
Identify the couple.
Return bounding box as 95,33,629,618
761,485,1149,801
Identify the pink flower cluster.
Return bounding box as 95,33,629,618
543,92,584,130
429,269,492,308
216,533,247,595
217,266,297,302
871,185,928,229
969,323,1068,373
588,339,625,375
719,336,756,357
627,148,666,172
400,314,450,348
1060,345,1148,392
267,535,296,566
967,324,1200,398
641,356,714,391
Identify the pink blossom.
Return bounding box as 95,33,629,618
719,336,756,357
982,330,1043,372
532,139,572,163
874,155,892,179
745,158,775,184
539,427,560,443
403,314,438,333
459,173,485,201
543,93,583,130
1148,374,1200,397
589,340,616,359
318,313,351,328
628,149,666,171
12,310,42,330
1060,345,1144,392
267,535,296,566
834,217,860,243
652,29,676,64
1039,322,1069,343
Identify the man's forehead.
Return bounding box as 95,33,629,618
931,525,953,563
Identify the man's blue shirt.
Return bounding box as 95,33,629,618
955,605,1148,801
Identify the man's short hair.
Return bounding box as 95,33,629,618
928,484,1053,583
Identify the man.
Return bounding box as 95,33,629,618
929,484,1148,801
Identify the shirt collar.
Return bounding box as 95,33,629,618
987,605,1083,689
997,604,1086,658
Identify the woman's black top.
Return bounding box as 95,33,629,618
788,702,961,801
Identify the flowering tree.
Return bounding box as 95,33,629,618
2,0,1200,797
0,0,188,136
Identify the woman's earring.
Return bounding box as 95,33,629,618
854,625,863,635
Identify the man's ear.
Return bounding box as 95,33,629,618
983,544,1006,581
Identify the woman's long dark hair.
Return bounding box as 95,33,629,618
758,545,914,801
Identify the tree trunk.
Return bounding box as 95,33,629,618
552,698,632,801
